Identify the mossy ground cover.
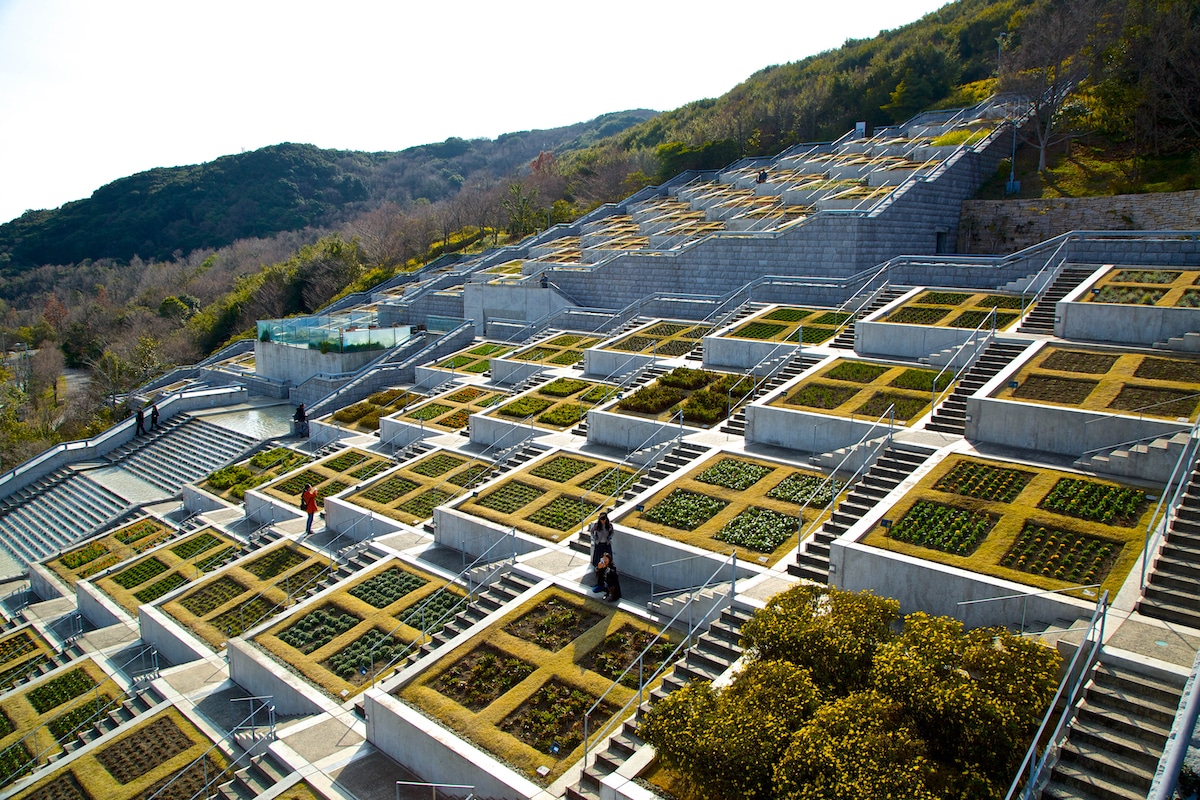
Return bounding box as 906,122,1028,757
49,518,174,589
623,454,844,566
612,367,755,428
347,449,491,525
861,453,1158,598
769,358,948,424
884,290,1029,330
603,321,704,357
10,707,222,800
457,453,633,542
1084,267,1200,307
487,379,619,431
509,335,599,367
434,341,514,373
161,542,327,651
723,305,841,344
262,447,389,508
998,346,1200,421
0,658,119,781
91,528,240,615
0,629,55,698
401,384,508,432
327,388,423,432
202,447,313,502
399,588,680,786
255,559,462,698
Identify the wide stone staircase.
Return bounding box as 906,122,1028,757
0,470,129,566
1017,266,1099,335
829,286,909,350
567,600,755,800
107,415,260,495
407,567,538,666
1137,460,1200,629
790,444,933,583
1040,659,1185,800
923,341,1029,435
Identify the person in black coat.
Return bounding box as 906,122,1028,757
135,407,146,435
602,558,621,602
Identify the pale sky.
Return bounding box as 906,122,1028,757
0,0,951,225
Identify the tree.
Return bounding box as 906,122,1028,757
502,183,540,237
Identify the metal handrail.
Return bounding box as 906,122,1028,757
575,410,686,529
146,700,274,800
1077,424,1193,459
1083,391,1200,426
581,551,739,783
1004,591,1109,800
1140,420,1200,589
396,781,475,800
956,583,1102,633
929,307,997,413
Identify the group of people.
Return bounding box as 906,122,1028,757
134,403,159,435
589,511,621,602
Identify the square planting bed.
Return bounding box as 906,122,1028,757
434,342,514,374
8,707,222,800
621,453,845,566
488,379,618,431
326,388,424,432
722,306,845,345
92,528,241,614
602,321,706,358
612,367,757,428
0,629,56,695
398,588,680,786
768,358,950,424
50,518,174,588
882,290,1030,330
507,335,600,367
456,453,637,542
160,542,330,651
202,447,313,502
400,386,508,433
1084,267,1200,307
262,447,391,508
347,449,493,525
254,560,466,697
859,453,1157,597
996,346,1200,421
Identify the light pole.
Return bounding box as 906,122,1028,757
995,32,1006,77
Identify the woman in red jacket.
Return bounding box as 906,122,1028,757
301,485,318,535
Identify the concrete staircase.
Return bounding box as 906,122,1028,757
829,286,909,350
567,601,754,800
1138,462,1200,630
924,341,1029,435
1154,331,1200,353
790,445,932,583
108,416,260,495
719,354,823,436
1074,430,1192,480
407,568,538,665
1041,659,1185,800
0,470,128,565
1017,266,1098,335
59,685,165,756
217,750,292,800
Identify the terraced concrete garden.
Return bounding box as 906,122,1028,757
49,518,174,588
488,378,619,431
434,342,514,374
613,367,755,428
160,542,330,650
327,388,423,432
203,447,313,502
861,454,1158,597
997,346,1200,420
347,449,492,525
0,659,114,786
508,334,600,367
1084,267,1200,307
262,448,391,508
91,528,241,615
723,306,846,344
602,321,708,358
0,629,56,696
622,454,845,566
8,707,223,800
769,358,951,424
457,454,636,542
884,290,1031,330
255,559,466,698
401,386,508,432
399,588,679,786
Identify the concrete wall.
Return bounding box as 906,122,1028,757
490,358,547,387
598,524,756,597
469,413,547,449
746,403,897,456
1057,301,1200,348
76,580,131,630
255,341,381,385
364,690,542,800
139,605,212,666
463,281,574,335
856,318,999,361
701,336,799,373
432,507,548,561
323,497,409,543
227,639,332,717
586,408,688,452
584,349,654,381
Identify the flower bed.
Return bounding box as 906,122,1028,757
51,517,173,587
774,358,941,423
884,291,1028,329
349,566,428,608
399,588,679,785
861,454,1156,596
601,321,702,355
1083,266,1200,307
330,389,421,431
526,497,598,531
497,397,553,418
998,346,1200,420
263,448,388,506
487,379,618,431
279,606,361,654
530,456,595,483
406,402,453,421
203,448,313,501
625,453,843,565
613,367,752,427
348,449,488,524
723,306,841,343
432,342,513,373
477,482,546,513
508,336,597,365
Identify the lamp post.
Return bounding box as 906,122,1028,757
995,32,1006,77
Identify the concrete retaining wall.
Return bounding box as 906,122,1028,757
76,580,130,630
587,408,689,452
256,341,381,386
1057,301,1200,348
584,349,654,381
746,403,897,456
138,605,212,666
227,639,333,717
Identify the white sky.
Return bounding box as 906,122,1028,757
0,0,951,225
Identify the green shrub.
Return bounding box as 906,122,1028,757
618,384,684,415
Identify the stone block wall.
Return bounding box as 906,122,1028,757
958,190,1200,254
